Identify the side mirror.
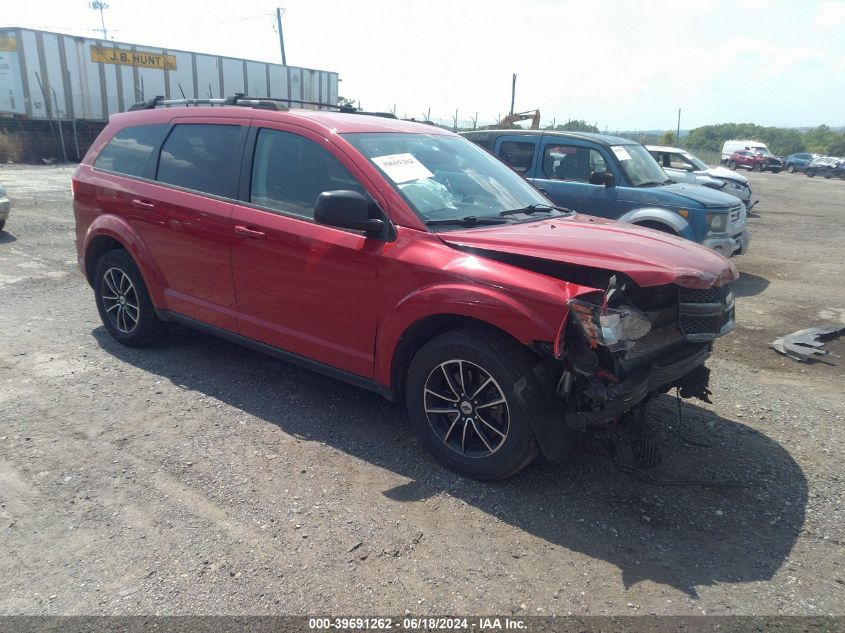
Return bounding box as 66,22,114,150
589,171,614,187
314,190,386,236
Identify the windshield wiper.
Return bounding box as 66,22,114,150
637,180,671,187
425,216,509,227
499,203,572,217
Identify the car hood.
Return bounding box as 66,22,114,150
620,182,739,209
439,215,737,289
702,166,748,184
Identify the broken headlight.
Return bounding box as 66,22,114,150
568,299,652,351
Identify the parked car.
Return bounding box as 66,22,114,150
0,183,10,232
647,145,756,210
461,130,749,258
726,149,784,173
784,153,819,173
805,156,845,178
720,140,771,164
73,95,738,480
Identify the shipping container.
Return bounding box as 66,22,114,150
0,26,339,121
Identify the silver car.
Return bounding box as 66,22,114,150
0,183,9,232
647,145,757,211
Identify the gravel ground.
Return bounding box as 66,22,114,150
0,165,843,616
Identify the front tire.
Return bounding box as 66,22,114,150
787,164,795,173
405,329,540,480
753,162,762,172
94,249,167,347
728,160,737,170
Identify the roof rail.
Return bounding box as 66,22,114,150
127,93,398,118
128,94,288,112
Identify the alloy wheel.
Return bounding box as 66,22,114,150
101,267,140,333
423,359,510,458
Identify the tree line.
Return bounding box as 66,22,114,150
677,123,845,156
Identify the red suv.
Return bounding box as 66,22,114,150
727,150,783,173
73,95,737,480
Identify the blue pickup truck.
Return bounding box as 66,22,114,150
461,130,750,257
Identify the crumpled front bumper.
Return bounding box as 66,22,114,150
563,344,712,431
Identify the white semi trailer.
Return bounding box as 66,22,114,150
0,27,339,121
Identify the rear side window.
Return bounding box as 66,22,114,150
499,141,535,174
94,124,167,177
250,128,363,219
157,124,242,198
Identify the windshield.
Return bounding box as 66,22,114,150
342,132,553,229
681,151,709,171
612,144,671,187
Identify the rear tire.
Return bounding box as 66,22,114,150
753,162,762,172
405,329,541,480
93,249,167,348
0,219,5,232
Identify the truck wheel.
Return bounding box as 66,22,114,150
94,249,167,348
636,221,675,234
728,160,737,170
405,329,540,480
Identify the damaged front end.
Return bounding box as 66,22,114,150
544,273,735,445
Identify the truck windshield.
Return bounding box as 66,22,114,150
342,132,553,228
612,144,672,187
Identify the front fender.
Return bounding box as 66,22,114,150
83,214,166,308
616,207,692,237
374,282,565,388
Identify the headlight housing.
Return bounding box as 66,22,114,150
568,299,652,351
706,212,728,232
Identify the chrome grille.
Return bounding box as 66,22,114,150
729,204,744,229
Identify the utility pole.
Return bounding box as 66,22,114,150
510,73,516,117
89,2,109,40
276,8,287,66
677,108,681,144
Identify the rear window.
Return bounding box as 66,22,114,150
156,124,242,198
94,124,167,177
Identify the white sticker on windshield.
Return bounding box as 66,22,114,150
611,145,632,161
371,153,434,184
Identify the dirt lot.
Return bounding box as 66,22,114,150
0,165,843,617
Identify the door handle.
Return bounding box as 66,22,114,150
234,225,266,239
131,198,155,210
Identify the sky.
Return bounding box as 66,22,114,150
4,0,845,130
